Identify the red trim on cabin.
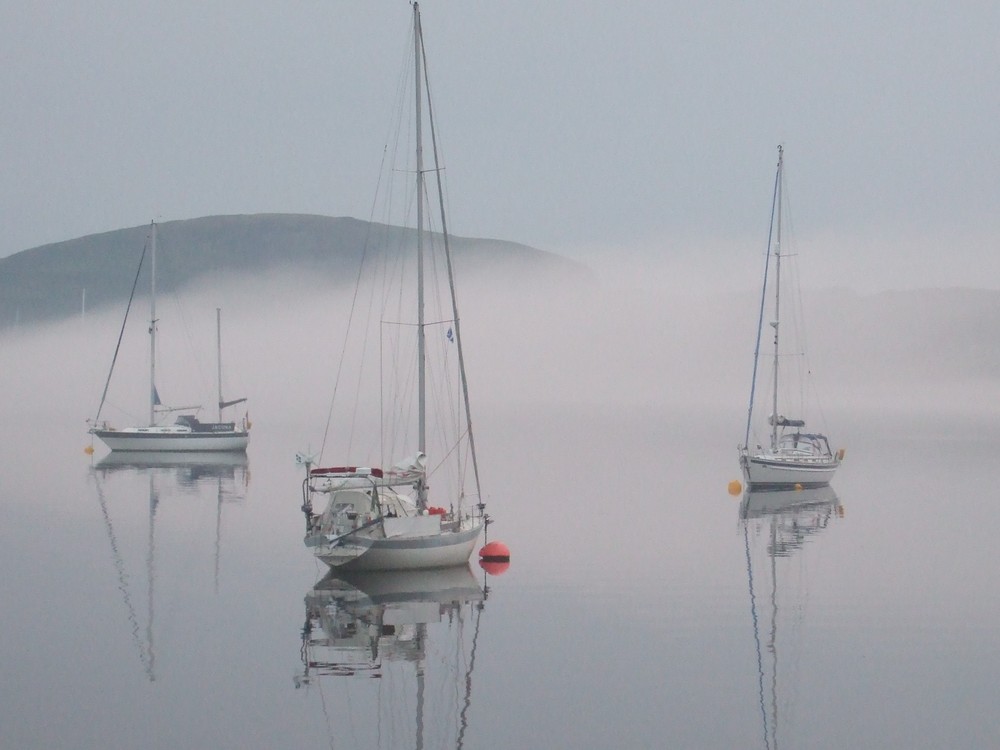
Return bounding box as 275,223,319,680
310,466,385,478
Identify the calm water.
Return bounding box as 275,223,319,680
3,304,1000,748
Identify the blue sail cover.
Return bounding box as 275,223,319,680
769,414,805,427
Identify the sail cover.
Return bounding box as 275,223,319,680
769,414,806,427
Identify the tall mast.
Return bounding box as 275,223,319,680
216,308,223,421
215,308,247,419
414,2,428,507
770,146,784,451
149,221,158,426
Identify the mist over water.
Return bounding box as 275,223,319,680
3,258,1000,748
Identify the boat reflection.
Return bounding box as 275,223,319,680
95,450,249,484
296,565,488,748
90,451,249,681
740,484,841,556
740,486,842,748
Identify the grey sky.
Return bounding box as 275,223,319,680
2,1,997,290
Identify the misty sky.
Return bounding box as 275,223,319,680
2,1,997,291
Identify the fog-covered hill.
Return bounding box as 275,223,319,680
0,213,590,328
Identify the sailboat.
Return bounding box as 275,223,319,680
739,147,841,489
89,222,249,452
300,3,487,571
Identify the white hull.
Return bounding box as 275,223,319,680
743,453,838,489
93,429,248,452
311,522,483,572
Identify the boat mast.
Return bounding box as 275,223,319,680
216,308,223,421
215,308,247,421
149,221,158,426
770,146,784,452
414,1,428,508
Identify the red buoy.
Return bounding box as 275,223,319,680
479,540,510,563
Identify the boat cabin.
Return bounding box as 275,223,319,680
174,414,237,433
776,431,833,458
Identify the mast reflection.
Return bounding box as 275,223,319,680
740,486,843,749
296,565,488,749
90,451,249,680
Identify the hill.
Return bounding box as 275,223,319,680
0,214,590,328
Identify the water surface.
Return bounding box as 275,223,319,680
2,402,999,749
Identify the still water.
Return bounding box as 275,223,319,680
2,318,1000,748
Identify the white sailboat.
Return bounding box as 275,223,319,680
90,222,249,452
300,3,487,571
740,147,841,489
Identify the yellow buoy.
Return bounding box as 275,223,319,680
794,483,803,491
727,479,743,496
84,445,95,455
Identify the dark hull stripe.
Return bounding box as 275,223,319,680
749,459,838,471
748,481,831,489
93,430,248,440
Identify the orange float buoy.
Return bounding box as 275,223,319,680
479,558,510,576
727,480,742,496
84,445,95,455
479,540,510,563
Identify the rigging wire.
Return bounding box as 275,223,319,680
743,152,781,450
320,22,418,465
93,233,149,425
776,159,832,436
421,29,483,505
319,160,392,465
